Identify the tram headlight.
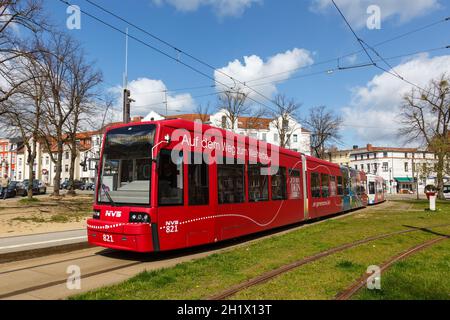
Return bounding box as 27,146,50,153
129,213,150,223
93,210,101,219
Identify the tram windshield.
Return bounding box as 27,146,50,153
97,124,156,206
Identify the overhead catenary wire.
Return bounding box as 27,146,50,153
330,0,445,101
79,0,450,100
82,0,283,112
59,0,448,133
107,45,450,97
57,0,281,115
84,0,450,93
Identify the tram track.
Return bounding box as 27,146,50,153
0,206,371,300
335,235,450,300
1,204,447,300
206,222,450,300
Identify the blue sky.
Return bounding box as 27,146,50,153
46,0,450,148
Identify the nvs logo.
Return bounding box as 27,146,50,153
105,210,122,218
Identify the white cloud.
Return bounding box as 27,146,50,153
311,0,440,29
152,0,262,17
111,78,195,117
342,54,450,145
214,48,314,101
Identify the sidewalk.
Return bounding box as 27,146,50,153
0,229,87,255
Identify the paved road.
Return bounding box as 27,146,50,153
0,229,87,254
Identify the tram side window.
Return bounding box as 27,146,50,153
218,160,245,204
343,174,349,196
158,150,183,206
337,177,344,196
369,182,375,194
188,153,209,206
272,167,287,200
311,172,321,198
321,174,330,198
330,176,337,196
289,169,302,200
248,164,269,202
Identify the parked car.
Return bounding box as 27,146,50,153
16,180,47,197
0,181,18,199
80,182,95,191
61,180,84,190
443,185,450,200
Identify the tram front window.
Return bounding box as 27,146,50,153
98,124,155,206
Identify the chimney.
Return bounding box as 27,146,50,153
367,144,373,151
132,116,143,123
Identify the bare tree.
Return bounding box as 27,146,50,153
0,39,47,199
271,94,301,148
217,88,251,132
304,105,343,159
194,102,212,124
399,73,450,199
36,32,80,196
64,51,102,196
0,0,47,105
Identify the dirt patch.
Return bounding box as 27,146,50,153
0,195,93,237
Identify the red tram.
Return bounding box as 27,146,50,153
87,119,374,253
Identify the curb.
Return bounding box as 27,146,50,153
0,242,93,264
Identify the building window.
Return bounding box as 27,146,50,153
248,164,269,202
271,167,287,200
361,164,364,171
383,162,388,172
360,155,363,160
374,163,378,173
65,151,69,160
367,164,371,173
288,169,301,200
404,162,409,172
367,154,369,159
218,160,245,204
158,150,184,206
355,165,358,170
262,133,267,141
65,164,69,172
405,153,408,158
188,153,209,206
354,155,357,161
46,157,49,165
311,172,321,198
18,172,22,180
293,135,298,143
383,152,388,157
374,153,377,158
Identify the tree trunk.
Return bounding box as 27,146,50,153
27,158,34,200
53,141,63,196
67,141,77,196
437,154,445,200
